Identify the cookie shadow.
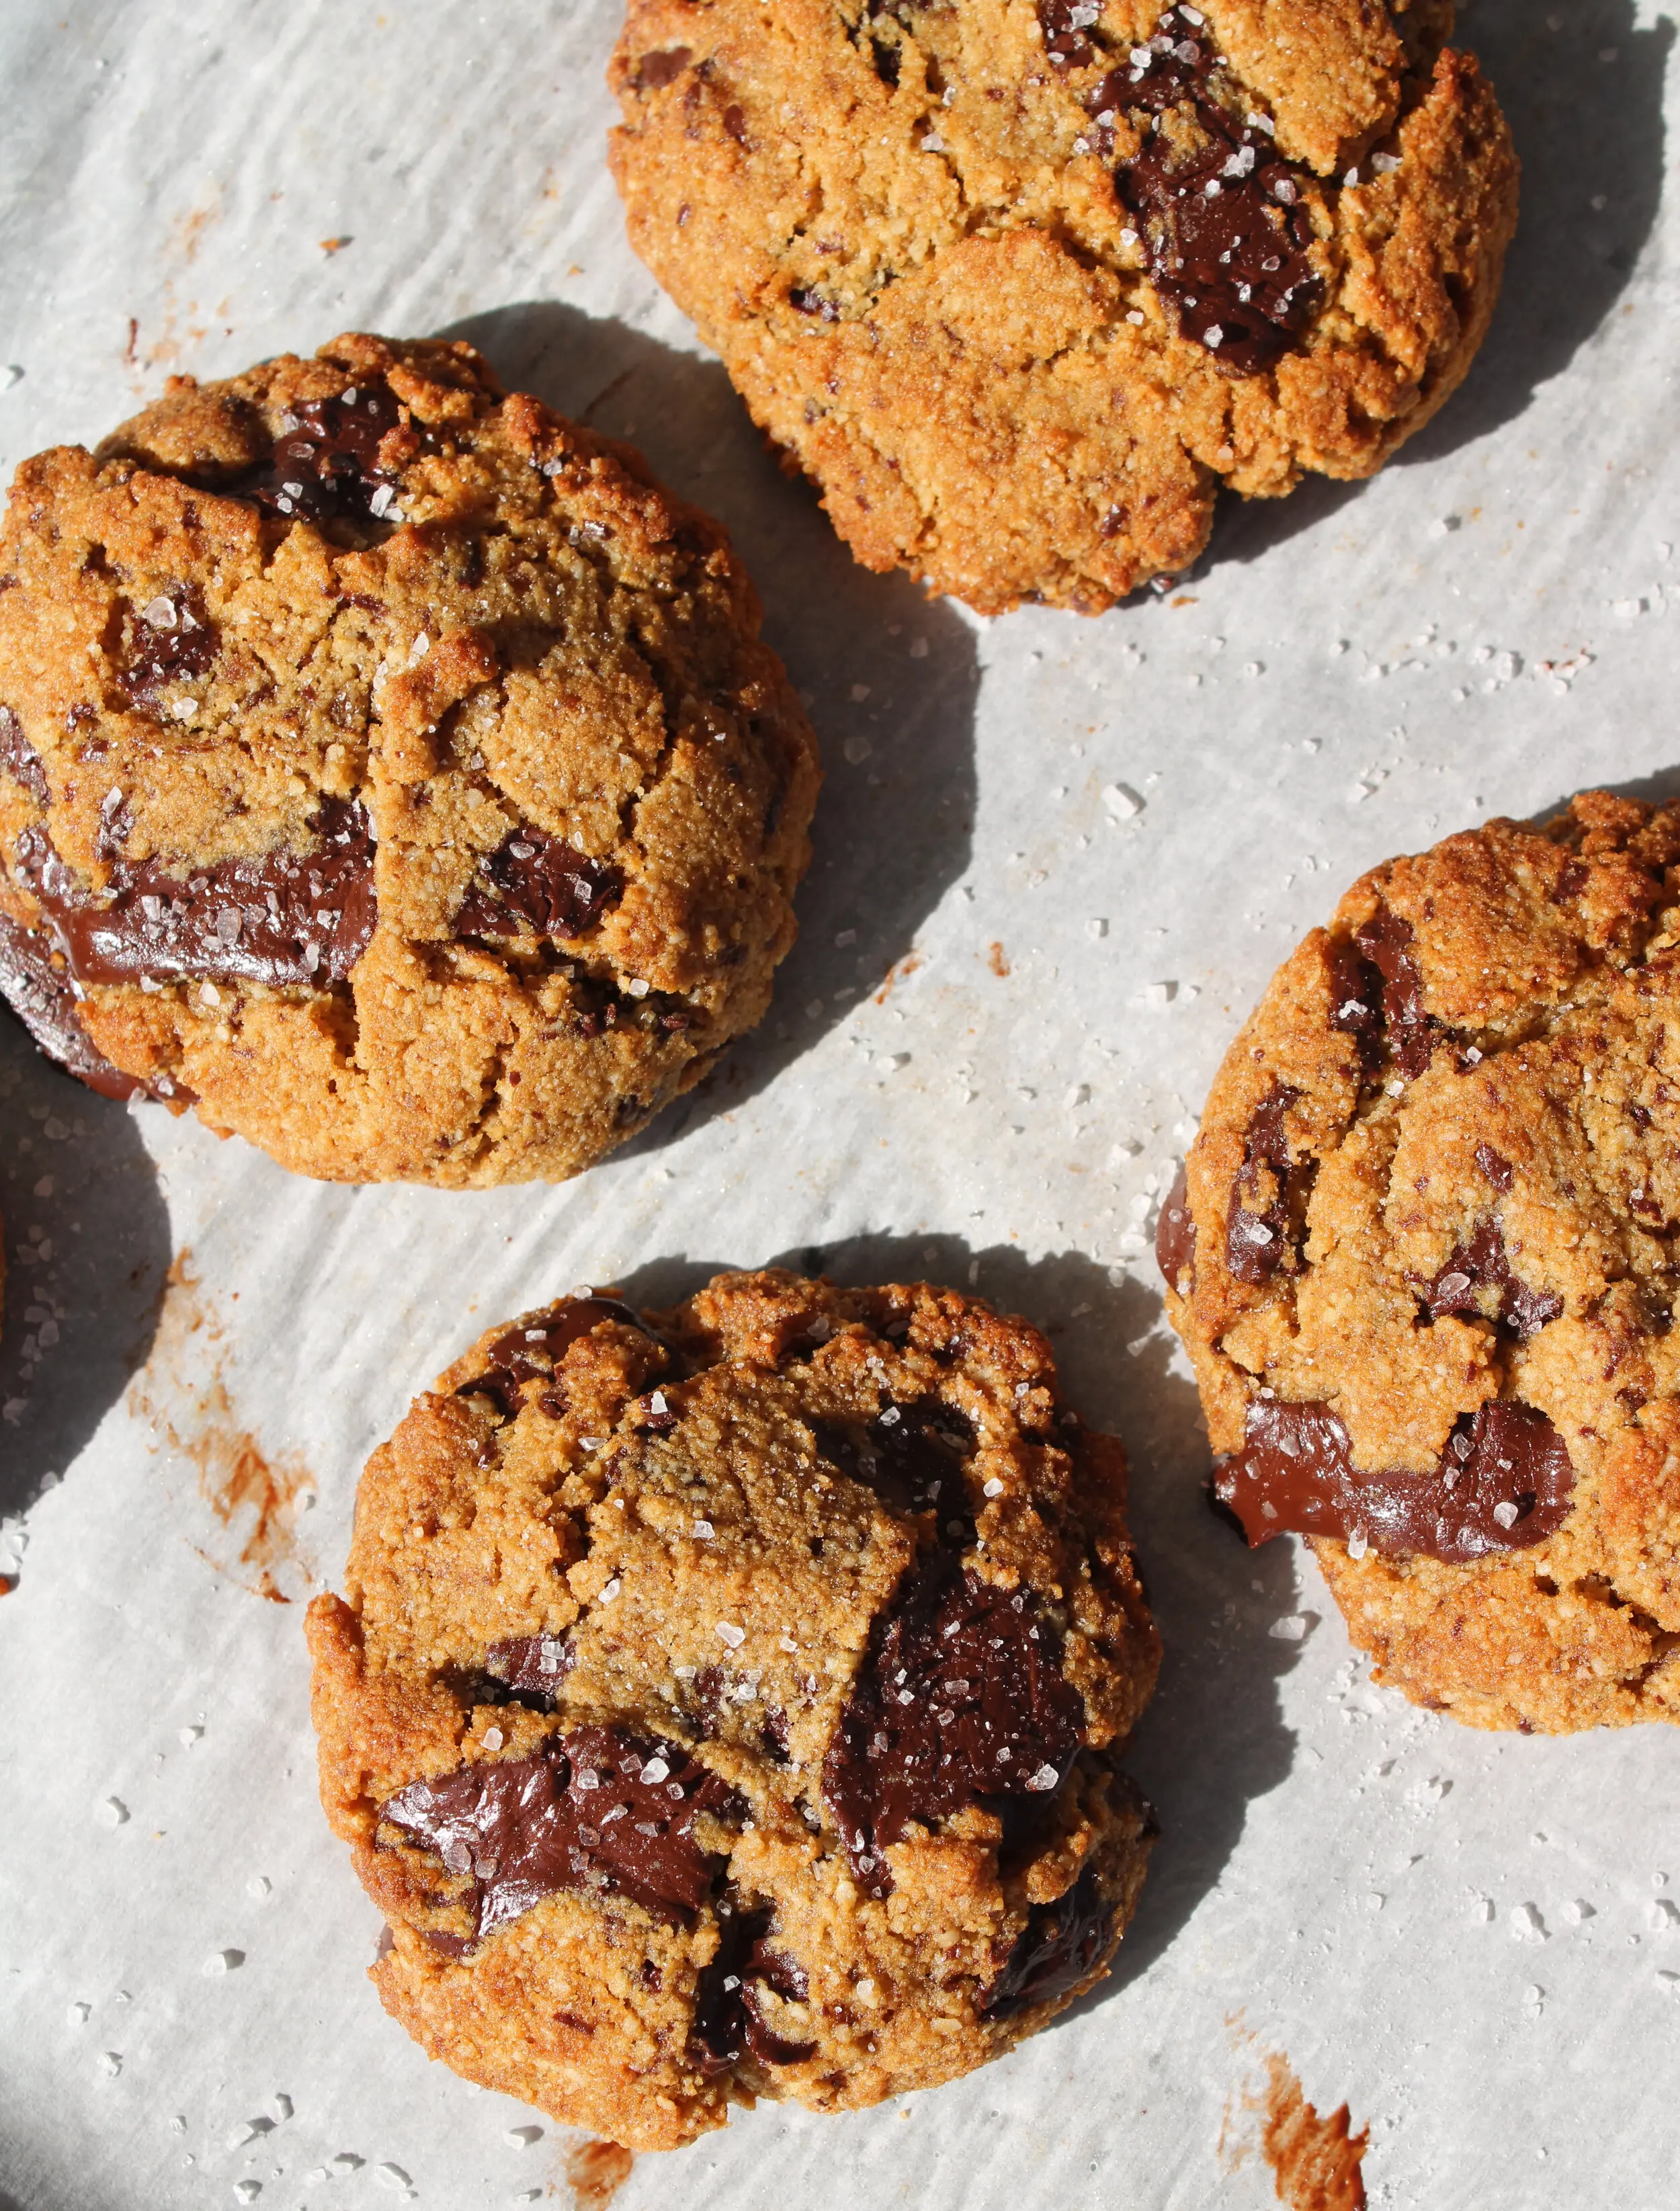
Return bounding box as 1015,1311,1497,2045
1167,0,1671,579
0,1015,172,1532
442,302,978,1150
607,1234,1304,1999
1527,759,1680,828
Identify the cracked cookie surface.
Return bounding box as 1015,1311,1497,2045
608,0,1517,614
1162,793,1680,1733
306,1268,1159,2147
0,332,818,1183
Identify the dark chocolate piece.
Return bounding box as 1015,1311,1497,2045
455,830,622,940
1352,909,1435,1079
483,1634,575,1707
1214,1395,1577,1565
1423,1217,1562,1339
122,584,218,715
1327,940,1384,1079
0,706,48,804
13,798,376,993
1083,7,1320,372
1156,1163,1197,1291
381,1725,742,1944
693,1898,815,2074
1475,1143,1514,1191
1226,1080,1310,1287
635,44,692,89
222,380,405,527
982,1866,1112,2019
456,1296,656,1419
0,907,160,1099
1038,0,1100,69
822,1552,1084,1899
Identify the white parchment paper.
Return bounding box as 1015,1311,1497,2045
2,3,1678,2205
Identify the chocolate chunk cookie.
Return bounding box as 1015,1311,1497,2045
306,1269,1159,2147
1162,793,1680,1733
0,333,818,1181
609,0,1517,614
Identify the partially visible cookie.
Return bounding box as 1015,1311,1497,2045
306,1269,1160,2148
1162,792,1680,1733
609,0,1517,614
0,333,818,1182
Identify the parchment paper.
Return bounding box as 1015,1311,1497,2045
2,3,1678,2206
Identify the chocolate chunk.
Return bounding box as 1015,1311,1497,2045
788,287,842,322
1038,0,1100,69
0,905,165,1099
455,830,622,940
456,1295,658,1419
1155,1163,1196,1292
1423,1217,1562,1339
222,380,405,527
1214,1394,1577,1565
0,706,48,805
810,1400,976,1536
1475,1143,1514,1191
12,796,376,996
1353,909,1435,1079
381,1725,743,1944
1226,1081,1310,1287
483,1634,575,1708
635,45,691,89
122,585,218,716
1091,7,1320,372
822,1552,1085,1899
693,1898,816,2075
982,1866,1112,2020
1326,940,1384,1078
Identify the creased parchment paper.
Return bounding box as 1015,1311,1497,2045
2,3,1678,2206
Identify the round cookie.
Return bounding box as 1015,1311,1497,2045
1161,792,1680,1734
0,333,818,1183
609,0,1518,615
306,1268,1160,2148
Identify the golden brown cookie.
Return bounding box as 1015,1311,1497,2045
0,333,818,1183
1161,792,1680,1734
306,1269,1160,2147
608,0,1518,614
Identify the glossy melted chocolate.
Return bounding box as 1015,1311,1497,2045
456,1296,659,1420
1214,1395,1577,1565
982,1866,1112,2020
1058,5,1322,372
222,380,405,526
13,798,377,992
1226,1080,1310,1287
381,1724,742,1946
483,1634,575,1707
1422,1216,1563,1340
455,830,623,940
823,1552,1085,1899
1351,909,1434,1079
123,585,218,715
692,1897,816,2072
1156,1163,1196,1291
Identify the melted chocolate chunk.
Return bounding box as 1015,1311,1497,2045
483,1634,575,1708
456,1296,659,1419
1214,1394,1577,1565
1038,0,1101,69
693,1899,816,2074
122,585,218,715
455,830,623,940
222,380,405,526
0,706,48,804
381,1725,743,1945
1226,1081,1310,1287
1088,7,1320,372
0,905,161,1099
1423,1218,1562,1340
1353,910,1435,1079
1475,1143,1514,1191
1327,940,1384,1078
1156,1163,1197,1292
822,1552,1085,1899
982,1866,1112,2020
17,797,376,993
